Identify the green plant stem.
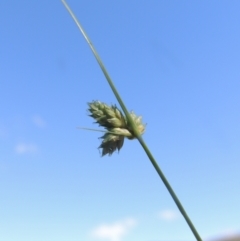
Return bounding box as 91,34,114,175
61,0,139,139
61,1,203,241
137,135,202,241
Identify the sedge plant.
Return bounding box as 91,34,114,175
61,1,203,241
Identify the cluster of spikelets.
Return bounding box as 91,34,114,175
88,101,145,156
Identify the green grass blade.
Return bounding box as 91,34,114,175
77,127,132,137
137,135,202,241
61,1,203,241
61,0,139,138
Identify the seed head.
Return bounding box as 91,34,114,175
88,101,126,128
88,101,146,156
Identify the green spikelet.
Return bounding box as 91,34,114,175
99,133,124,156
88,101,146,156
127,111,146,140
88,101,127,128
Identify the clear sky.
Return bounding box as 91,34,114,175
1,1,240,241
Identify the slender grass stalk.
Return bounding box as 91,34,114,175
61,1,203,241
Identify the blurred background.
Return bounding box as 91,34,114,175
0,1,239,241
211,236,240,241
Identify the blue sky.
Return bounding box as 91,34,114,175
1,1,240,241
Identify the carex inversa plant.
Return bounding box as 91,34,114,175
61,1,203,240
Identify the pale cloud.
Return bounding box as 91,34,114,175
0,124,8,139
90,218,137,241
0,128,6,138
15,143,38,154
158,209,179,221
32,115,46,128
